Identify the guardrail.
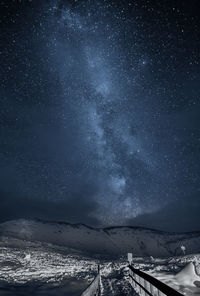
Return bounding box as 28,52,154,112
128,265,183,296
80,265,101,296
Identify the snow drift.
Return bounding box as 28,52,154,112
175,262,200,287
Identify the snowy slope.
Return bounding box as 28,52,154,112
0,219,200,257
175,262,200,286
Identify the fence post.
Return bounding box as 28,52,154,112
138,276,142,295
127,252,133,265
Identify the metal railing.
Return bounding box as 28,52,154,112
128,265,183,296
80,266,101,296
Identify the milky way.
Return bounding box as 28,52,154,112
1,0,200,230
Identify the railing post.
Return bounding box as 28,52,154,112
138,276,142,295
149,283,154,295
144,279,148,296
157,287,160,296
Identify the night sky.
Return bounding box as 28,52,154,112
1,0,200,231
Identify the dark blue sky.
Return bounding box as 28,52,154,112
1,0,200,231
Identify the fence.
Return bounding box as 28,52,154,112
128,265,183,296
80,266,101,296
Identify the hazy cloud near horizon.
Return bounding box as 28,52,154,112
128,194,200,232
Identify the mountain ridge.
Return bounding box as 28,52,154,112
12,218,200,234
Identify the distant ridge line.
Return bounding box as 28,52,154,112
2,218,200,234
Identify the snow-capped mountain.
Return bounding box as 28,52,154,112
0,219,200,257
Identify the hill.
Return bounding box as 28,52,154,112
0,219,200,257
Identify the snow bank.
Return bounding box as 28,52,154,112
175,262,200,286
